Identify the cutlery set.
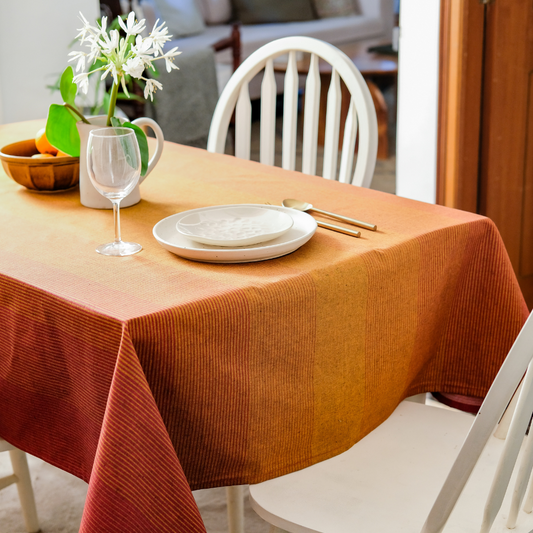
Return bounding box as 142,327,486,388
281,198,377,238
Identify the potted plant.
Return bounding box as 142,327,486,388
46,11,181,208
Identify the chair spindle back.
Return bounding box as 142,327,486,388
207,36,378,188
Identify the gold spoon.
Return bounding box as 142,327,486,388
282,199,377,231
267,202,360,237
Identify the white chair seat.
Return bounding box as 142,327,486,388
251,402,507,532
249,311,533,533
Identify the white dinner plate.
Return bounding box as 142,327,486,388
176,205,294,247
153,204,317,263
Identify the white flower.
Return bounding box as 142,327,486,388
118,11,146,37
87,40,102,65
120,75,130,98
100,63,119,86
161,47,181,73
68,50,87,73
99,29,120,55
70,11,179,107
75,12,96,42
131,35,154,61
73,72,90,94
144,78,163,101
99,16,108,35
124,56,145,79
148,19,172,57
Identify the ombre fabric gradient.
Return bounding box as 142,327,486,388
0,121,528,531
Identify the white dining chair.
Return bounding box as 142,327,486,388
207,36,378,533
249,311,533,533
207,36,378,188
0,439,40,532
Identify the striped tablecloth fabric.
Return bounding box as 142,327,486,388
0,120,528,531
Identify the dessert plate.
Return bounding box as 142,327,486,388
176,205,293,247
153,204,317,263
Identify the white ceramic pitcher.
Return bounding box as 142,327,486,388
77,116,164,209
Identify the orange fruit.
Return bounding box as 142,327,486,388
56,150,69,157
31,153,54,158
35,128,58,156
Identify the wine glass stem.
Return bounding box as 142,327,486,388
112,199,122,244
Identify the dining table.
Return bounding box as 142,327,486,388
0,119,528,532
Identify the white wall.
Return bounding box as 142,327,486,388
0,0,99,125
395,0,440,204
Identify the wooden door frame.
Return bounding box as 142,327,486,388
438,0,533,308
436,0,485,211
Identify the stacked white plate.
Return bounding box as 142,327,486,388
153,204,317,263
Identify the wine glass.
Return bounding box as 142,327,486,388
87,127,142,256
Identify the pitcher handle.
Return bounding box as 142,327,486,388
132,117,164,183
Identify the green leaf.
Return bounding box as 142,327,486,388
124,122,149,177
46,104,80,157
59,66,78,107
109,118,148,177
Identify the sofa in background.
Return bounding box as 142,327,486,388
145,47,220,148
140,0,394,146
143,0,394,94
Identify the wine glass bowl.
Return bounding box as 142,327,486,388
87,127,143,256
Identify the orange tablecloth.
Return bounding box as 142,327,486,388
0,120,528,531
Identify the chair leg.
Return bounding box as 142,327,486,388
9,449,40,533
226,485,244,533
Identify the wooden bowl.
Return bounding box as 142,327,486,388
0,139,79,192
